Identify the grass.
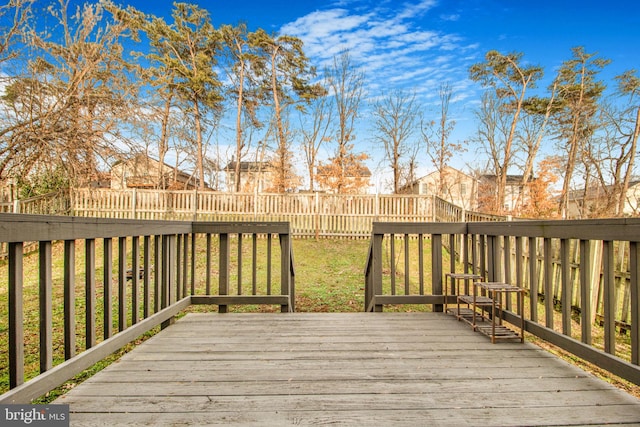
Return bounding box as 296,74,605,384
1,237,639,402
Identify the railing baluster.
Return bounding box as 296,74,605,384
219,233,229,313
418,234,424,295
515,237,523,315
543,238,554,329
504,236,512,311
85,239,96,349
190,233,196,295
182,233,188,298
579,239,593,345
64,240,76,360
9,242,24,388
432,233,443,312
390,234,396,295
206,233,212,295
404,234,410,295
176,234,182,300
143,235,151,318
39,241,53,372
479,234,486,279
118,237,127,332
104,238,113,339
154,235,161,313
238,233,243,295
252,233,258,295
528,237,538,323
132,236,140,325
603,240,616,355
267,233,272,295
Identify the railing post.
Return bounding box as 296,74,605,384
543,238,554,329
372,233,383,312
85,239,96,349
280,232,292,312
104,238,113,339
132,236,140,325
161,234,177,328
9,242,24,388
39,241,53,373
118,237,127,332
603,240,616,355
64,239,76,360
528,237,538,323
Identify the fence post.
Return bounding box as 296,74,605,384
193,189,198,221
131,188,137,219
12,199,19,214
315,192,320,240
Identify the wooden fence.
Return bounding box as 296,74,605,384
69,189,434,238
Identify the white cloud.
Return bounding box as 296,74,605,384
279,0,475,101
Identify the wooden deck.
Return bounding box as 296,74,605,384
57,312,640,426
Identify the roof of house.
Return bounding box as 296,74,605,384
480,174,534,184
398,166,476,192
566,181,640,201
315,164,372,177
223,161,271,172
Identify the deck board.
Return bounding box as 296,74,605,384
57,312,640,426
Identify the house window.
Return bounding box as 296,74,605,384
460,183,467,196
421,183,428,195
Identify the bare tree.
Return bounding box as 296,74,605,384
373,89,420,193
471,92,511,212
580,70,639,217
299,73,331,192
422,82,463,197
1,0,137,189
321,51,368,194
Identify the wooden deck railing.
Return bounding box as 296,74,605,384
0,214,295,403
364,219,640,386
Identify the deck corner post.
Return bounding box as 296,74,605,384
373,232,384,312
161,234,177,329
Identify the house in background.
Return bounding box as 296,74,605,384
478,174,533,213
565,181,640,218
223,161,275,193
110,154,198,190
315,164,372,194
399,166,478,210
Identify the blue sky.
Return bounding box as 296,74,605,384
73,0,640,188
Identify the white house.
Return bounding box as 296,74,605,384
399,166,478,210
